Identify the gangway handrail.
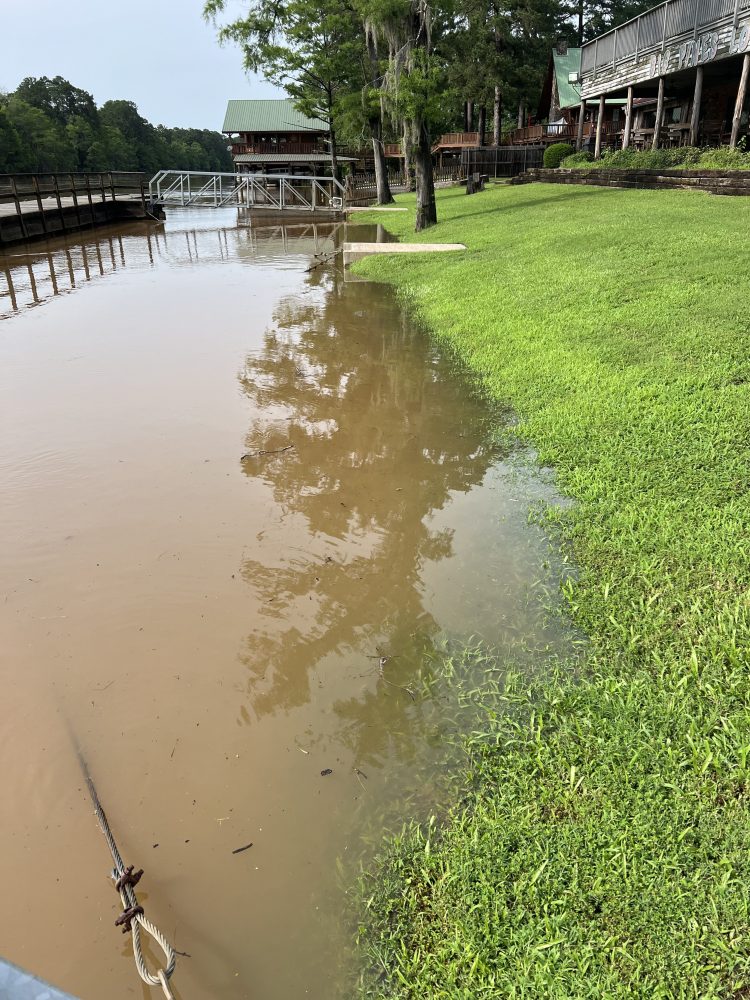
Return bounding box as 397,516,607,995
149,169,346,211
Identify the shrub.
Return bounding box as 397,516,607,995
560,150,594,168
597,146,687,170
586,145,750,172
697,146,750,169
544,142,575,168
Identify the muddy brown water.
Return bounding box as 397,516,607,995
0,210,570,999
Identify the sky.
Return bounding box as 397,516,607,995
1,0,284,130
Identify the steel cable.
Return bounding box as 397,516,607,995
79,750,177,998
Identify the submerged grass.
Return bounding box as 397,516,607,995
352,184,750,997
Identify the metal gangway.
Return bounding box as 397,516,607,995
149,170,346,212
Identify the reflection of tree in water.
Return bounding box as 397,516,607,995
237,257,506,722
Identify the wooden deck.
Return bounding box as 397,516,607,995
431,132,480,152
0,172,162,247
503,122,622,146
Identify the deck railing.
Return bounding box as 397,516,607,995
0,172,149,243
230,142,324,156
503,121,623,145
580,0,748,88
0,172,146,202
432,132,480,151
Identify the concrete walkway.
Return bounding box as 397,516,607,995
343,241,466,265
345,206,409,212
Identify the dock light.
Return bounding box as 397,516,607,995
569,71,581,84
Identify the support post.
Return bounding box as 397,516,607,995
70,174,82,227
10,177,29,239
653,76,665,148
576,100,586,150
33,176,49,235
85,175,95,225
47,253,59,296
623,86,634,148
690,65,704,146
731,52,750,147
594,94,605,159
53,175,67,232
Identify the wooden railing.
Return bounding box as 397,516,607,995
231,142,325,156
432,132,480,151
581,0,737,79
503,124,579,145
0,172,152,246
383,143,403,157
503,121,623,145
0,171,146,202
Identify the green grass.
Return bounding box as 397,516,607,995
353,184,750,998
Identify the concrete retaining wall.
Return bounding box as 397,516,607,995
512,167,750,196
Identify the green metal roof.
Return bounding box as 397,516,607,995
223,100,328,134
554,48,583,110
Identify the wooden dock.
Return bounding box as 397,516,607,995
0,172,164,248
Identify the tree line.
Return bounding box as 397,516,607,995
0,76,233,175
204,0,654,229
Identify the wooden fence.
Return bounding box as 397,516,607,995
346,166,462,205
462,146,545,177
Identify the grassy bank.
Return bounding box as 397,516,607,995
560,144,750,171
353,184,750,997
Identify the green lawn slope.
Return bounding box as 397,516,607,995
353,184,750,998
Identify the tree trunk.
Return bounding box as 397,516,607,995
577,0,584,46
329,121,340,183
414,117,436,231
371,132,394,205
493,86,502,145
366,34,394,205
403,119,415,192
478,105,487,146
517,99,525,128
466,100,474,133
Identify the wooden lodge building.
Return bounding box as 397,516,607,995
223,99,355,175
576,0,750,153
505,44,625,149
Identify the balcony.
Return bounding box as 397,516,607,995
503,124,577,145
231,142,324,156
580,0,748,97
432,132,480,152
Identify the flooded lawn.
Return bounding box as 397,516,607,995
0,210,569,999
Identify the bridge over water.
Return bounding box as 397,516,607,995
0,169,351,249
149,170,347,216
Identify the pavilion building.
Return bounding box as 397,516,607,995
223,99,355,175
